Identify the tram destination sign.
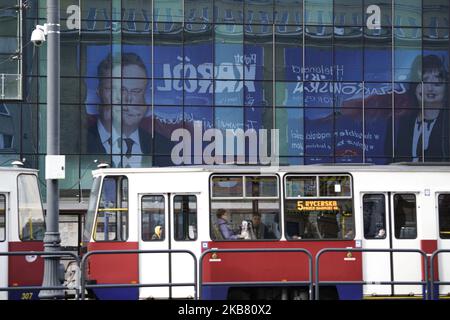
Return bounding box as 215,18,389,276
296,200,339,212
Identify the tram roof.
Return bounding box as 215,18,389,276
92,163,450,175
0,166,38,174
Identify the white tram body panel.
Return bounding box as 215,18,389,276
85,165,450,299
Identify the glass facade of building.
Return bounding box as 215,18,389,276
0,0,449,202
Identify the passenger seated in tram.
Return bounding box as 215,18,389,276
151,225,164,240
214,209,244,240
251,213,276,240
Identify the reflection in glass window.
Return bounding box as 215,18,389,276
215,107,244,132
276,108,304,157
154,106,183,156
335,107,363,162
95,176,128,241
394,0,421,27
154,0,183,23
215,0,244,24
245,25,273,81
319,176,351,197
174,195,197,241
394,28,422,82
245,176,278,198
185,0,213,23
364,27,392,82
142,195,165,241
334,27,363,81
246,0,273,24
423,0,449,29
276,82,303,107
215,25,243,80
305,0,332,25
334,0,363,26
363,194,386,239
212,176,243,197
275,26,303,81
18,175,45,241
0,194,5,241
304,27,333,81
393,194,417,239
285,199,354,240
438,194,450,239
275,0,303,25
305,108,334,157
286,176,317,198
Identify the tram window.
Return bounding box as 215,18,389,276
0,195,5,241
210,174,281,240
174,195,197,241
211,176,243,197
94,176,128,241
83,177,101,242
210,200,281,241
319,176,351,197
17,175,45,241
284,199,354,240
438,194,450,239
142,195,165,241
285,176,317,198
245,176,278,198
393,194,417,239
363,194,386,239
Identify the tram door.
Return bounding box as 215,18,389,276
362,193,422,296
138,194,170,298
169,194,199,299
138,193,199,299
437,194,450,296
0,194,7,300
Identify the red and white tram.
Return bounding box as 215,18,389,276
0,166,45,300
82,164,450,300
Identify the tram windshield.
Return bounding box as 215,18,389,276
93,176,129,241
17,174,45,241
83,176,101,242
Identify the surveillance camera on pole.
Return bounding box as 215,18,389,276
31,24,48,46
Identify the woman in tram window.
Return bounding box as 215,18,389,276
215,209,244,240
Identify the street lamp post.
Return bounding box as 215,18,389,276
38,0,64,299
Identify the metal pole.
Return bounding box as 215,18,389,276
39,0,63,299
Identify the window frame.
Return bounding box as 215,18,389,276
210,174,280,200
0,194,5,242
284,174,353,199
141,194,166,242
438,193,450,240
173,194,198,242
283,172,355,241
209,173,282,241
362,193,387,240
93,175,129,242
17,173,45,242
393,193,418,240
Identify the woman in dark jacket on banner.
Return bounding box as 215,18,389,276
390,55,449,162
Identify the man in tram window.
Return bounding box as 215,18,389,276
215,209,244,240
251,213,275,239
